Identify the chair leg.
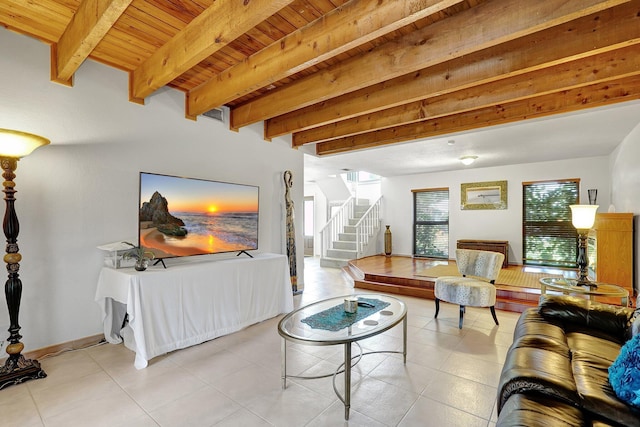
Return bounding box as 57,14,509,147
458,305,465,329
490,306,499,326
434,298,440,318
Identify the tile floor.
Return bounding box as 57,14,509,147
0,257,522,427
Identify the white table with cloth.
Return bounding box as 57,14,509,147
95,252,294,369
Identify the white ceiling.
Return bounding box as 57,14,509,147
303,100,640,182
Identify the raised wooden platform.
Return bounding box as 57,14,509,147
345,255,544,313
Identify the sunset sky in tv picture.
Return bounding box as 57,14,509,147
140,173,258,214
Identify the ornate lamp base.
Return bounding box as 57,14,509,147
0,355,46,390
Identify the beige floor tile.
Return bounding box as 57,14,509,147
41,387,148,427
281,346,325,377
26,350,103,394
213,408,273,426
349,376,420,425
399,395,488,427
243,381,334,427
410,327,464,349
422,371,497,420
30,371,123,420
122,366,207,412
209,363,283,406
149,385,242,427
368,356,438,394
405,341,454,370
182,348,254,384
439,352,503,387
305,401,387,427
0,382,44,427
290,358,361,399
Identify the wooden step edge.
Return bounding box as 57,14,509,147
355,280,434,300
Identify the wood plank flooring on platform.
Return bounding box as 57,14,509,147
345,255,544,313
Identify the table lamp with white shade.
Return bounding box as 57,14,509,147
570,204,598,287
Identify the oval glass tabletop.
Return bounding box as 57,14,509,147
278,294,406,346
539,277,628,297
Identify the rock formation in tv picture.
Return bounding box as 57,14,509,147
140,191,187,236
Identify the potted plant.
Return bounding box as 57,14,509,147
122,242,155,271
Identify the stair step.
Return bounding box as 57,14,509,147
321,257,350,268
326,248,357,260
333,241,357,250
338,233,356,241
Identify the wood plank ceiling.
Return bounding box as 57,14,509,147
2,0,639,156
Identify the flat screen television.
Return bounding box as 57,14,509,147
138,172,259,260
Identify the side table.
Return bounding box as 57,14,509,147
539,277,629,306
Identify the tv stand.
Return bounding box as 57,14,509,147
236,250,253,258
96,253,294,369
153,258,167,268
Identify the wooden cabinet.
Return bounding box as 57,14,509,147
588,213,634,296
456,239,509,268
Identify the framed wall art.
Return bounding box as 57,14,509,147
461,180,507,210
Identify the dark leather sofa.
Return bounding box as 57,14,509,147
496,295,640,426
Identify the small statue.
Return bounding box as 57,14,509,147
284,170,298,293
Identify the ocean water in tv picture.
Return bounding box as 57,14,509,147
139,172,259,259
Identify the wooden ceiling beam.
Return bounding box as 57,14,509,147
268,1,640,139
230,0,629,130
129,0,295,104
315,75,640,155
186,0,464,118
294,45,640,145
51,0,133,86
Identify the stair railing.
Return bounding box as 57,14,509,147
354,196,382,258
320,196,355,260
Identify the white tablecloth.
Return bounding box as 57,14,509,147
95,252,294,369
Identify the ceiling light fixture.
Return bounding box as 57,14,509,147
460,156,478,166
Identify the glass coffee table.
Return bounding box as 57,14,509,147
278,294,407,420
539,277,629,306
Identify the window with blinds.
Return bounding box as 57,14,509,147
413,188,449,258
522,179,579,267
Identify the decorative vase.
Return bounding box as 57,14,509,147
135,259,149,271
384,225,392,257
588,189,598,205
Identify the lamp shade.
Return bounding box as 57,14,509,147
570,204,598,229
0,129,50,158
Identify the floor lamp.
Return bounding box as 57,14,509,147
570,204,598,287
0,129,49,389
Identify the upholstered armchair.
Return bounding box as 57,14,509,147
434,249,505,329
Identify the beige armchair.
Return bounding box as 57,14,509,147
434,249,505,329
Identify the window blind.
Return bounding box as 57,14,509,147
523,179,579,267
413,189,449,258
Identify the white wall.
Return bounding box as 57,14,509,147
382,156,611,264
0,29,304,352
304,182,328,256
610,122,640,293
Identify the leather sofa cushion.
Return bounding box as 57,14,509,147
538,295,633,344
514,308,567,344
497,393,623,427
497,393,586,426
498,344,577,411
572,350,640,427
566,332,622,364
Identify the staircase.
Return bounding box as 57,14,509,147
320,196,382,268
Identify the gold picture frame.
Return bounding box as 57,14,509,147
461,180,507,210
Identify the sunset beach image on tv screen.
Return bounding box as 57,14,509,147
139,172,259,259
